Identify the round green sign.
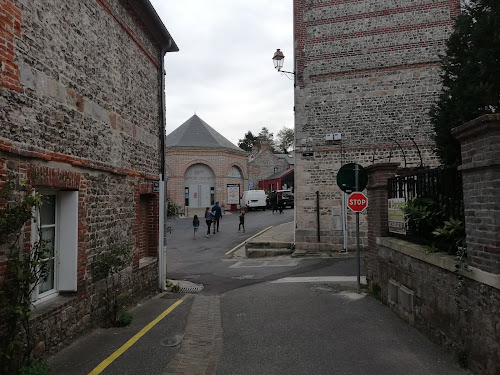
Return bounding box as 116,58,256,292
336,163,368,192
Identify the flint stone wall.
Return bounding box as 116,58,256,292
293,0,458,251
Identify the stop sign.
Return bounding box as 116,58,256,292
348,192,368,212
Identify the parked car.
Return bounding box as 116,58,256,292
276,189,294,209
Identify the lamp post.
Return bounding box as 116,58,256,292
272,49,294,78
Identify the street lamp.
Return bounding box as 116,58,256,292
272,49,294,78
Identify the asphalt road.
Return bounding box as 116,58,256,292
49,208,470,375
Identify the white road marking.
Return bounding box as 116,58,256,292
230,260,299,268
271,276,367,283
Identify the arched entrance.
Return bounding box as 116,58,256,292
184,164,215,208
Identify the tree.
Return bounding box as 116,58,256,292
276,126,294,153
238,131,259,151
257,127,277,152
430,0,500,166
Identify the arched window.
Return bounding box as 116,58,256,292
228,166,242,178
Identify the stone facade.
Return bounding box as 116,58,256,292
165,148,248,213
0,0,176,355
248,145,291,190
293,0,459,251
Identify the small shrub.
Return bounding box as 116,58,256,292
119,312,133,327
433,218,465,254
18,359,50,375
172,284,180,293
370,282,382,300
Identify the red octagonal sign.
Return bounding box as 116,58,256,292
348,192,368,212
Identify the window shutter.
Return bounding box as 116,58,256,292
57,191,78,291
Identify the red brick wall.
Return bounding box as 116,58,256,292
0,0,21,91
165,148,248,211
134,183,159,269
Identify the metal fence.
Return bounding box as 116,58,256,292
388,167,464,241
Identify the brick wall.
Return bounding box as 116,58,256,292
1,0,162,177
0,0,169,356
0,0,22,91
293,0,458,251
452,115,500,274
165,148,248,212
364,116,500,374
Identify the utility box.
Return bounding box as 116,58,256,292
325,133,342,141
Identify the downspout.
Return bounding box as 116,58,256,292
316,191,320,243
158,39,172,291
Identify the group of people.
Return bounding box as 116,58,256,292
192,201,245,239
269,191,284,214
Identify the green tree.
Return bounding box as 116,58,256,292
430,0,500,166
238,131,259,151
257,127,277,152
276,126,294,153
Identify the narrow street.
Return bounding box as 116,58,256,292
49,209,470,375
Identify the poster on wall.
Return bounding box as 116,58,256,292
388,198,407,235
227,184,240,205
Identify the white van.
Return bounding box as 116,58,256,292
240,190,267,211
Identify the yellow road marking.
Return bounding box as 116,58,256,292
88,299,183,375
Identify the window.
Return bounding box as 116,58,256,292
32,191,78,302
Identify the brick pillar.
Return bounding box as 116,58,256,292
452,114,500,274
365,163,401,249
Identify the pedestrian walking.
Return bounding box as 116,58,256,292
192,215,199,240
270,191,278,214
277,192,284,214
238,211,245,232
211,201,222,234
204,207,214,237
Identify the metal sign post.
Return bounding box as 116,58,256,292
355,164,360,293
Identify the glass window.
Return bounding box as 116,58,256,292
38,194,57,295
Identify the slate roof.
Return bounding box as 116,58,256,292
165,115,245,154
265,168,294,180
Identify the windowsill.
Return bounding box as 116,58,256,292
377,237,500,290
30,293,77,320
139,256,157,269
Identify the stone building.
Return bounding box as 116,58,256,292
293,0,460,252
165,115,248,213
0,0,176,355
248,145,293,191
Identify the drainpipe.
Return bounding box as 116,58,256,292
316,191,320,243
158,40,172,291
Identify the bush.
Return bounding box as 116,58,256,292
119,312,133,327
18,359,50,375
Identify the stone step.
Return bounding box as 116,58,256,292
291,250,322,258
245,248,294,258
245,241,293,250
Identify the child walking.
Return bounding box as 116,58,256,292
238,211,245,232
204,207,214,237
192,214,199,240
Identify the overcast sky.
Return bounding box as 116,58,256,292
149,0,294,147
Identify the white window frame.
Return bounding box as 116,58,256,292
32,190,78,303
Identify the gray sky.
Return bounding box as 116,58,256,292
149,0,294,146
